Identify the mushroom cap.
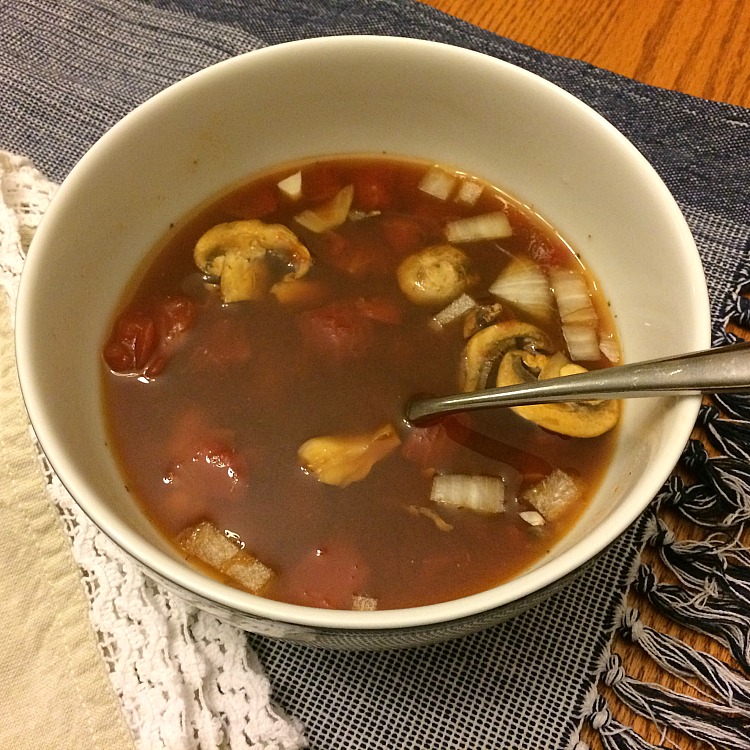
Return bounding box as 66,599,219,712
196,220,308,275
496,350,621,438
397,244,474,307
194,220,311,302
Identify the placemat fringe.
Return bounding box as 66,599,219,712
600,652,750,748
634,562,750,670
645,515,750,607
582,281,750,748
618,608,750,710
573,692,666,749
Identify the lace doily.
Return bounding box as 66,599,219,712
0,150,308,750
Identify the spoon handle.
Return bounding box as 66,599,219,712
406,341,750,424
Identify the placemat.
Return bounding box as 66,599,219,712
1,1,749,749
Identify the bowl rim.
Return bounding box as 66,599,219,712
16,34,711,632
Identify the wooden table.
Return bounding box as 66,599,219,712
419,2,750,747
420,0,750,108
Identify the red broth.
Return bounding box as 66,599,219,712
101,155,619,610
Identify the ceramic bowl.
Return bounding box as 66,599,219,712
15,36,710,649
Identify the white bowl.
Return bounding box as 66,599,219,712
15,36,710,649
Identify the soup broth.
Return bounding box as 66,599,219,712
102,155,620,610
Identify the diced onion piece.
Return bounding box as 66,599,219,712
519,510,546,527
352,595,378,611
489,257,554,321
418,166,457,200
455,178,483,206
180,521,239,569
277,171,302,200
294,184,354,232
445,211,512,244
430,293,476,329
225,555,274,594
599,335,622,363
299,422,401,488
522,469,581,522
179,521,274,594
549,267,598,326
562,323,601,362
408,505,454,531
430,474,505,514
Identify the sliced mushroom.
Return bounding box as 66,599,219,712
194,220,311,303
459,321,551,392
495,349,620,437
298,422,401,488
397,244,474,307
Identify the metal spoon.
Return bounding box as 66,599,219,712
406,341,750,424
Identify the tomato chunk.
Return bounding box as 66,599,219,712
104,311,157,373
353,167,393,212
280,542,368,609
302,164,342,203
355,296,402,325
318,231,391,277
297,299,375,362
381,215,426,255
104,295,197,376
401,416,471,470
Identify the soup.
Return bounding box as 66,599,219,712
101,155,620,610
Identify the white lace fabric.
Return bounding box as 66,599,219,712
0,150,308,750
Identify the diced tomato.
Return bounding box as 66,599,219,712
104,311,157,373
297,299,375,362
318,231,391,277
164,441,248,498
353,167,393,212
302,164,342,203
280,542,368,609
104,295,198,377
355,296,402,325
163,409,249,510
155,296,197,341
190,316,252,371
381,215,425,255
401,416,472,469
240,184,279,218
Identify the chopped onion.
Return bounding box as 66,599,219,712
519,510,546,527
277,170,302,200
294,184,354,233
352,595,378,611
522,469,581,522
430,473,505,514
179,521,273,594
562,323,601,362
549,267,598,326
408,505,454,531
430,292,476,329
489,257,554,320
418,166,457,200
599,335,622,363
445,211,512,244
455,178,483,206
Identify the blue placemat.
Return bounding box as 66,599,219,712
2,2,750,748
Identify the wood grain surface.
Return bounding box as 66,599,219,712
419,1,750,747
420,0,750,107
